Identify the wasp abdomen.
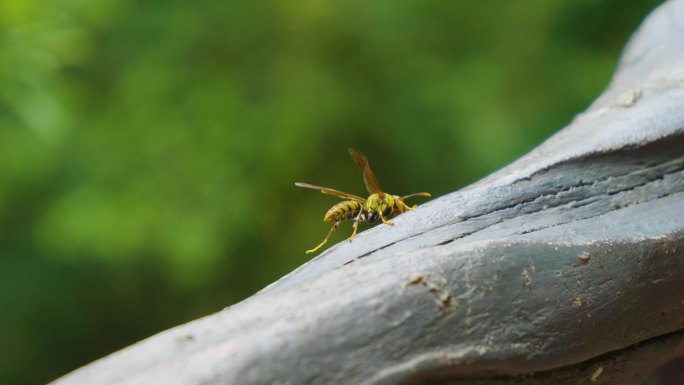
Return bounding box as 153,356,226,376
324,200,361,222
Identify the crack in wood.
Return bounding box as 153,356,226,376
352,150,684,263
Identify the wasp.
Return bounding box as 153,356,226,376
295,148,431,254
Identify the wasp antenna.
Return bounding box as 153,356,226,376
401,192,432,200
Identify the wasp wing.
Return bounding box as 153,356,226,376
295,182,366,203
348,148,383,196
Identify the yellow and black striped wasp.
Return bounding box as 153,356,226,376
295,148,431,254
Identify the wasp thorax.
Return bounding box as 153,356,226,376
364,193,394,213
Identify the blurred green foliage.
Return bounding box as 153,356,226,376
0,0,662,383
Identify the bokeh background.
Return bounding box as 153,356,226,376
0,0,665,384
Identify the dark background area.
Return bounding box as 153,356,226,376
0,1,665,384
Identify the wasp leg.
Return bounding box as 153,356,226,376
404,202,418,210
397,200,414,212
378,210,394,226
306,221,340,254
349,210,363,242
349,221,359,242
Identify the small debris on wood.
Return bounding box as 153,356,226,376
578,252,591,264
405,272,424,286
404,272,455,312
176,334,195,347
613,89,642,107
591,365,604,382
522,268,532,288
437,291,453,311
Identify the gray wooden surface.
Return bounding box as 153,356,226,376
52,1,684,384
